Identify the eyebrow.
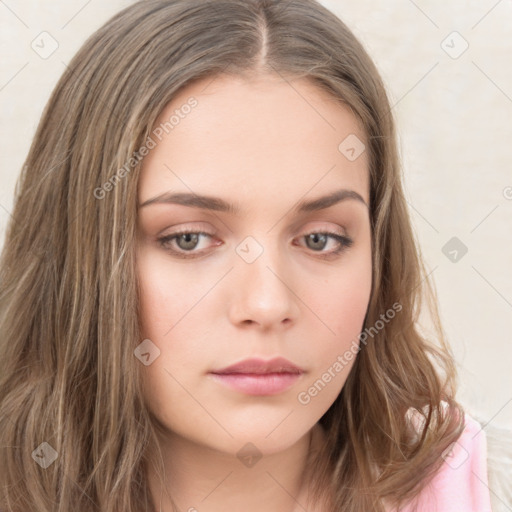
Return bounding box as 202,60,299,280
138,188,368,213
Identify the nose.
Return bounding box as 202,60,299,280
227,241,300,330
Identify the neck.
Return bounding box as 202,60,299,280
146,423,327,512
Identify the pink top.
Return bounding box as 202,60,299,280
397,414,493,512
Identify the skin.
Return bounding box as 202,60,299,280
135,72,373,512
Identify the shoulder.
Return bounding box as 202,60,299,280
399,414,496,512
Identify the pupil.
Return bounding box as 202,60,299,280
307,233,327,251
178,233,199,250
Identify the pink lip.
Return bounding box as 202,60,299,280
211,356,303,375
208,357,304,396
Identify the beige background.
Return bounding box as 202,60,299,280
1,1,511,427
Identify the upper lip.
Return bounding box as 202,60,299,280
210,357,304,375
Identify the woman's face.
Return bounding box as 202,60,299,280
136,73,372,455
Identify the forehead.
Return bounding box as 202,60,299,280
139,73,369,207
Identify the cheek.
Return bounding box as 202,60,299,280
298,251,372,396
136,248,213,339
312,251,372,341
136,250,220,425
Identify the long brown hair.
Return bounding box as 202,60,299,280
0,1,464,511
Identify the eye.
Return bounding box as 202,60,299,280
297,231,353,257
157,230,218,258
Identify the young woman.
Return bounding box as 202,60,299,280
0,1,500,511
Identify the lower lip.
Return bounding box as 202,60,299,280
208,372,302,396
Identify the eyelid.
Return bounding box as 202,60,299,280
155,221,215,238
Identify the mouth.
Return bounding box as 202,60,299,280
208,371,303,395
208,356,304,396
211,356,304,375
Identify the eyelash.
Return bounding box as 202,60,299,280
157,229,354,260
